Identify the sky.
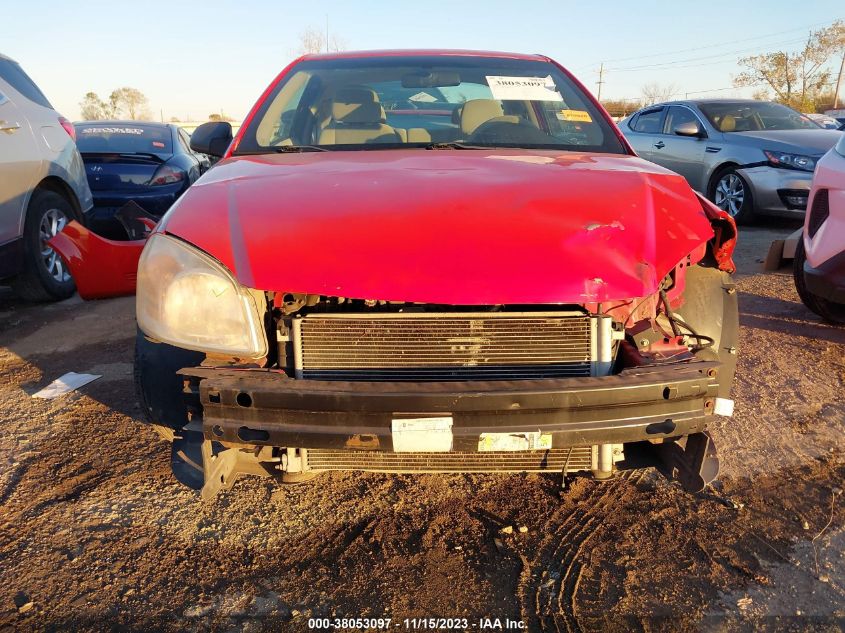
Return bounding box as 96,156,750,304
2,0,843,122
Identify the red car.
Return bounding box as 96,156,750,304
53,50,738,499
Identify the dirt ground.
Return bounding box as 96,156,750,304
1,222,843,632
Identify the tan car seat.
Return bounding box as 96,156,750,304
720,115,736,132
318,87,401,145
459,99,521,136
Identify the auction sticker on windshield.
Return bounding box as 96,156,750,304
485,75,563,101
557,109,593,123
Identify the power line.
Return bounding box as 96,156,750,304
577,19,839,69
606,36,810,72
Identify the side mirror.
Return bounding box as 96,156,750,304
190,121,233,157
673,120,705,138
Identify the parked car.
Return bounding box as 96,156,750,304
805,113,842,130
824,109,845,128
793,132,845,324
74,121,210,238
0,52,93,300
51,50,739,499
620,100,842,223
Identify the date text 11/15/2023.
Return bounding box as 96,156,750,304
307,617,526,630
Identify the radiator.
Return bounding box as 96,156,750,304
291,312,618,381
305,447,597,473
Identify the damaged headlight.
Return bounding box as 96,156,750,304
763,150,817,172
136,234,268,358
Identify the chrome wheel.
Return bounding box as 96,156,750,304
714,173,745,217
38,208,69,283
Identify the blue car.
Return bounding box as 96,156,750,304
75,121,210,237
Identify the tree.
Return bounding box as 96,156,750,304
297,26,346,55
208,113,235,122
640,83,678,105
79,92,114,120
109,87,152,120
600,99,640,118
734,21,845,111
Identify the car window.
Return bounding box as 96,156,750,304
75,124,174,154
177,128,192,153
699,101,818,132
238,55,627,155
631,108,663,133
665,106,701,134
0,59,52,109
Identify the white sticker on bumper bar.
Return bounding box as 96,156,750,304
391,417,453,452
478,432,552,452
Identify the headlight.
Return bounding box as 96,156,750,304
136,233,268,358
763,150,816,172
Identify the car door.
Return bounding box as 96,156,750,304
0,79,40,248
652,106,708,192
623,106,666,163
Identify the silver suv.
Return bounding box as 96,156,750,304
0,52,93,300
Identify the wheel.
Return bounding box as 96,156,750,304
710,167,755,224
12,190,77,301
793,238,845,324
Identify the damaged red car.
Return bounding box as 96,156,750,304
53,50,739,499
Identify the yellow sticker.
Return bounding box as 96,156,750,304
557,109,593,123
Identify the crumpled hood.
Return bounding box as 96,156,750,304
161,149,714,304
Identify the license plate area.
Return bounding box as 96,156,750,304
391,416,454,452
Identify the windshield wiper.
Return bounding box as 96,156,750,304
425,142,488,150
271,145,330,153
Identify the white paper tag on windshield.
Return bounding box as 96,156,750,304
486,75,563,101
392,416,453,452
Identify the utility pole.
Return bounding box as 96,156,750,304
834,51,845,109
596,63,605,102
326,14,329,53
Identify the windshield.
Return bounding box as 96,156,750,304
698,101,819,133
236,55,626,154
75,124,173,154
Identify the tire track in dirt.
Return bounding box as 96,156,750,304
518,473,633,632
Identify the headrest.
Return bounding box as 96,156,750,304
335,86,379,104
720,115,736,132
460,99,504,135
331,87,385,124
332,101,386,124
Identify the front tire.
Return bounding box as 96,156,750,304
710,167,755,225
12,190,77,301
793,239,845,324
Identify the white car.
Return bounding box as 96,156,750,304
793,133,845,323
0,52,93,300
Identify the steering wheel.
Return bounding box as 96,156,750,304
468,118,555,145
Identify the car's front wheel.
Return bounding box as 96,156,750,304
793,239,845,324
12,190,79,301
710,167,755,224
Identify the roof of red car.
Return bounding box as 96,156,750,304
300,49,549,61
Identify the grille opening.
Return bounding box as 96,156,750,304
808,189,830,238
